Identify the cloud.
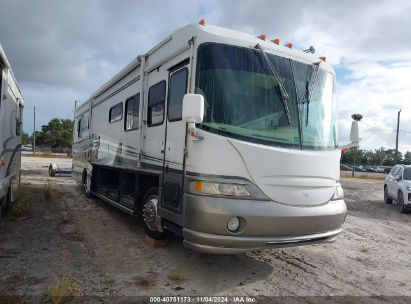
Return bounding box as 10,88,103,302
1,0,410,152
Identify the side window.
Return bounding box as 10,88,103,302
77,119,82,138
397,167,403,178
16,104,23,136
391,166,398,176
109,102,123,123
168,68,188,121
148,81,166,127
125,94,140,131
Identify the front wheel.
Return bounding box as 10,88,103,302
0,187,11,219
142,187,168,240
384,186,393,204
397,191,407,214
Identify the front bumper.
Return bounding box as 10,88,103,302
183,194,347,254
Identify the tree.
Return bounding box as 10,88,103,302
21,131,31,145
35,118,73,148
404,151,411,165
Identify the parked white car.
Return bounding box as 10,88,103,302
384,165,411,213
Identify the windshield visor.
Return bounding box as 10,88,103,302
195,43,338,150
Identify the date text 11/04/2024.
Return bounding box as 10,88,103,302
149,296,257,303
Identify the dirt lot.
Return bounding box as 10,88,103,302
1,156,411,302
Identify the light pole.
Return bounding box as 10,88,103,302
395,109,401,165
351,114,363,177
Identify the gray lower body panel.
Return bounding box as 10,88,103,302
182,194,346,254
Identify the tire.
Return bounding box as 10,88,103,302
384,186,393,204
83,170,94,198
142,187,168,240
0,197,4,219
0,187,11,219
48,165,56,177
397,191,407,214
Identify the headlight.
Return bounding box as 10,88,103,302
191,181,250,197
406,186,411,191
332,184,344,200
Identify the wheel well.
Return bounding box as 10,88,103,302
137,173,160,214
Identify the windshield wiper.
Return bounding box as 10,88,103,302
255,44,291,125
304,61,321,126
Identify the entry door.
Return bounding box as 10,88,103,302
160,65,189,216
143,68,167,168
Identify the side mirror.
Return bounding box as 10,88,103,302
182,94,204,123
395,174,401,181
350,120,359,147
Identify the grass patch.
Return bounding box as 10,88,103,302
340,172,385,180
47,278,83,304
22,153,70,159
360,245,369,253
9,193,29,218
167,272,185,284
43,181,52,201
47,245,84,304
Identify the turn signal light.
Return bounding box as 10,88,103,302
320,56,327,62
199,19,206,26
272,38,280,45
258,34,267,41
286,43,293,49
193,181,202,192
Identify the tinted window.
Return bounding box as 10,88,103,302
148,81,166,126
77,119,82,138
168,68,188,121
16,105,23,136
109,103,123,123
404,168,411,180
125,94,140,130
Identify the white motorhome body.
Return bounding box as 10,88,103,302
73,23,346,254
0,45,24,217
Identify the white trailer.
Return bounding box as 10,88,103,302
0,44,24,218
73,21,352,254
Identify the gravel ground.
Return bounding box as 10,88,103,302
0,156,410,303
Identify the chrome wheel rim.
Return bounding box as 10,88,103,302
143,197,159,232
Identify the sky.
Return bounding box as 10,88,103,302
1,0,410,152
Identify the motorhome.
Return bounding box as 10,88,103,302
0,45,24,218
73,21,353,254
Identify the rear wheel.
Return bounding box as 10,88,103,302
142,187,168,240
397,191,407,213
384,186,393,204
83,170,93,198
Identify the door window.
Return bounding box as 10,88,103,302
148,80,166,126
125,94,140,130
168,68,188,121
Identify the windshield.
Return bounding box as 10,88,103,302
195,43,338,150
404,168,411,180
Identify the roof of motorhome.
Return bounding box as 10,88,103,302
81,23,334,107
0,43,24,101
